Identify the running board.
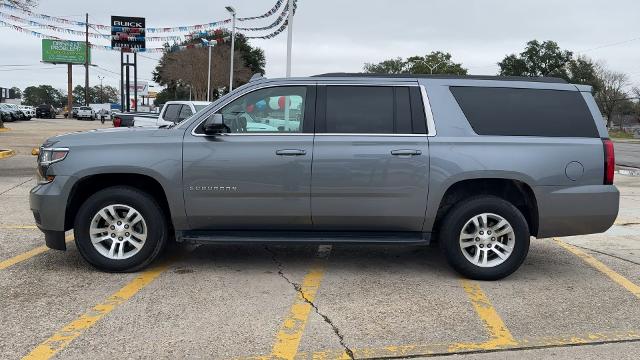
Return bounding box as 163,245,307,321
177,230,431,245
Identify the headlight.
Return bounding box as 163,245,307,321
37,147,69,184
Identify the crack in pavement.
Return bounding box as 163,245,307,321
265,246,355,359
573,244,640,266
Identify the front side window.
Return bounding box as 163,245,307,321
216,86,306,133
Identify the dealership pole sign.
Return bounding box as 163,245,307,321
111,16,146,51
41,39,90,64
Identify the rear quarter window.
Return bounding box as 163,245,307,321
450,86,599,137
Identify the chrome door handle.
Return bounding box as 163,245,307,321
391,149,422,156
276,149,307,156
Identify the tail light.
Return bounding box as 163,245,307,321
113,116,122,127
603,139,615,185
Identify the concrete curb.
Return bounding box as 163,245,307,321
0,149,16,159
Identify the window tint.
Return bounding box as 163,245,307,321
395,87,412,133
326,86,393,133
450,87,599,137
163,104,182,122
217,86,306,133
178,105,193,121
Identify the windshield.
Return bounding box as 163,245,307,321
194,105,208,112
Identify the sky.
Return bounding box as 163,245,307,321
0,0,639,93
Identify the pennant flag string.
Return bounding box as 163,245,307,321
0,19,60,39
0,11,184,41
236,0,295,31
0,0,287,33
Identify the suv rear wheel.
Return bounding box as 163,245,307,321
74,186,167,272
440,195,530,280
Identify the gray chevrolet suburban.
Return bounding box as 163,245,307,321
29,74,619,280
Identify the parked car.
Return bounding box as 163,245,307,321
18,105,35,119
0,107,14,122
29,74,619,280
71,107,80,119
0,103,25,120
35,104,56,119
133,101,210,127
76,106,95,120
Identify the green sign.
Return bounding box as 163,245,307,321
42,39,90,64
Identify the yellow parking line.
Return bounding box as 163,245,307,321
292,329,640,359
555,239,640,299
22,260,173,360
0,235,73,270
0,225,38,229
269,245,332,360
0,149,16,159
449,280,517,351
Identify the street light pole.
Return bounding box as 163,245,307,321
206,41,213,102
286,0,294,77
98,75,104,103
226,6,236,92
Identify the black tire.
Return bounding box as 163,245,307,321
74,186,168,272
440,195,530,280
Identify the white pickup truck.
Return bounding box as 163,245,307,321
76,106,95,120
132,101,210,127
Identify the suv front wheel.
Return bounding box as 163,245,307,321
74,186,167,272
440,195,530,280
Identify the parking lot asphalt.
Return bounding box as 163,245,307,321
1,118,639,359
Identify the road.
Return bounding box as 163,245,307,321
615,140,640,169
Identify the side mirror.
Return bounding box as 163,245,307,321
203,113,227,135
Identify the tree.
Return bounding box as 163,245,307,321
364,52,468,75
363,57,406,74
499,40,601,91
595,66,629,129
71,85,119,105
153,30,265,102
22,85,65,107
10,87,22,99
498,40,573,78
406,52,468,75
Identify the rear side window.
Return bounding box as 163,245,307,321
326,86,393,133
450,87,599,137
323,86,426,134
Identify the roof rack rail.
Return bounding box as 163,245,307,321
311,73,568,83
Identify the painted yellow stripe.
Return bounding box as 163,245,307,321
0,225,39,229
0,149,16,159
0,235,73,270
269,245,332,360
22,261,172,360
555,239,640,299
449,280,517,351
291,329,640,359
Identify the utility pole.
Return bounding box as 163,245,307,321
125,54,131,112
84,12,89,106
120,49,124,111
134,52,138,111
67,63,73,116
286,0,294,77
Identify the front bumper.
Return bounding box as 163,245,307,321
536,185,619,238
29,175,75,250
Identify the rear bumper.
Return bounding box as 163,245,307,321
536,185,619,238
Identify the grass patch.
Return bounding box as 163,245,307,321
608,129,635,139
